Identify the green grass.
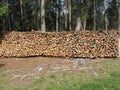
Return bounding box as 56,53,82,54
27,71,120,90
0,59,120,90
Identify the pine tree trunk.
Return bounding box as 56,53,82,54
104,0,108,30
105,13,108,30
37,0,41,30
75,0,82,31
41,0,46,32
7,0,12,31
56,0,59,32
83,20,86,30
58,0,61,32
68,0,71,31
20,0,24,31
11,1,15,30
94,0,97,31
65,0,68,30
118,0,120,30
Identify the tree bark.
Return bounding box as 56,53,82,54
56,0,59,32
118,0,120,30
65,0,68,30
104,0,108,30
68,0,71,31
11,1,15,30
105,13,108,30
75,0,82,31
37,0,41,30
20,0,24,31
41,0,46,32
94,0,97,31
7,0,12,31
83,20,86,30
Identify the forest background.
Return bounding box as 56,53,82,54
0,0,120,32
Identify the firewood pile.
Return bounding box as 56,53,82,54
0,30,119,58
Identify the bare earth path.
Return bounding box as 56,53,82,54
0,57,120,86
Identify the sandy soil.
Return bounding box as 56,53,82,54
0,57,81,85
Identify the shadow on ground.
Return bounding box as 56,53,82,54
0,64,4,68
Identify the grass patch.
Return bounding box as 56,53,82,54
0,59,119,90
27,71,120,90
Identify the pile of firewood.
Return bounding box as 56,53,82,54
0,30,119,58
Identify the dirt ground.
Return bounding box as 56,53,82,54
0,57,119,86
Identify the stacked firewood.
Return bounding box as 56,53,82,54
0,30,119,58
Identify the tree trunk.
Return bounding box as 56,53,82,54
96,0,100,31
83,20,86,30
75,0,82,31
37,0,41,30
41,0,46,32
104,0,108,30
94,0,97,31
105,13,108,30
65,0,68,30
59,0,61,32
118,0,120,30
11,1,15,30
7,0,12,31
20,0,24,31
68,0,71,31
56,0,59,32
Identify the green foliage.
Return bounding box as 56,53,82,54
0,4,8,16
80,1,89,22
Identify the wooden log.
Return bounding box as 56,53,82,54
0,30,119,58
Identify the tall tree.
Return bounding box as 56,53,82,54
94,0,97,31
56,0,59,32
11,1,15,30
7,0,12,31
105,12,108,30
65,0,68,30
41,0,46,32
80,0,90,30
68,0,71,31
104,0,108,30
20,0,24,31
119,0,120,30
75,0,82,31
37,0,41,30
